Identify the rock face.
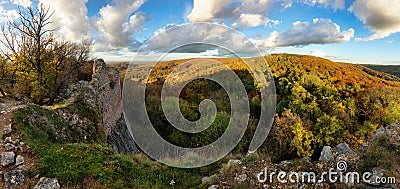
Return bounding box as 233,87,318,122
61,59,139,153
91,59,139,153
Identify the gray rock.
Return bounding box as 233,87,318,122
370,167,384,186
202,176,211,184
372,127,387,141
1,152,15,166
235,173,247,183
5,136,12,143
16,155,24,166
208,185,218,189
34,177,60,189
319,146,334,162
301,156,311,163
4,169,25,188
336,143,354,155
3,124,12,135
5,143,15,151
227,159,241,167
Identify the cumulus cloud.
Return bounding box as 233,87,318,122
302,0,345,10
1,0,31,8
350,0,400,41
39,0,91,42
91,0,150,51
143,23,261,56
0,6,18,24
187,0,291,29
262,18,354,47
310,49,326,57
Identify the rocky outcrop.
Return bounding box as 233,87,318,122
91,59,139,153
64,59,138,153
372,122,400,146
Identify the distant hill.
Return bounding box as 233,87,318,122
364,64,400,79
117,53,400,88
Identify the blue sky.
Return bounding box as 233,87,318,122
1,0,400,64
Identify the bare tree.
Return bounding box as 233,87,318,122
47,39,91,103
1,5,54,87
0,5,91,104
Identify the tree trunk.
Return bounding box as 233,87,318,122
0,87,5,96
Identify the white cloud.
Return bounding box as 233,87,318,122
0,0,31,8
187,0,291,29
302,0,345,10
11,0,30,8
262,18,354,47
187,0,233,22
234,14,267,28
0,6,18,24
91,0,150,51
350,0,400,41
143,23,261,56
39,0,91,42
310,49,326,57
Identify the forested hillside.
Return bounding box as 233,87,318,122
125,53,400,162
365,64,400,78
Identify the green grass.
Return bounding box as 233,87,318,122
358,135,400,177
13,104,210,188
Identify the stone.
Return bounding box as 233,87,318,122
370,167,384,186
5,143,15,151
227,159,241,167
1,152,15,166
34,177,60,189
4,169,25,188
208,185,218,189
16,155,24,166
202,176,211,184
235,174,247,183
382,123,400,146
319,146,334,163
5,136,12,143
336,143,355,155
301,156,311,163
372,127,387,141
3,124,12,135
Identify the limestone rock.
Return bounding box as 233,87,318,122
202,176,211,184
15,155,24,166
5,143,15,151
3,124,12,135
227,159,241,167
319,146,334,162
336,143,355,155
34,177,60,189
1,152,15,166
4,169,24,188
370,167,384,186
235,174,247,183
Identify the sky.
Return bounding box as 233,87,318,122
0,0,399,64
